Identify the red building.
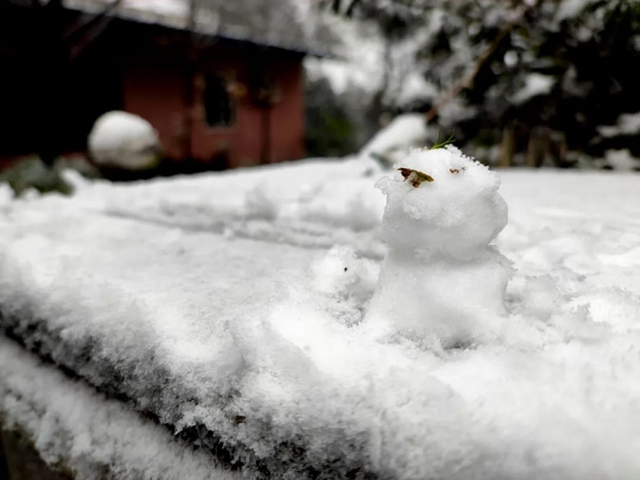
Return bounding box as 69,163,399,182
0,0,310,172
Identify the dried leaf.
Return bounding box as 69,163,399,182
398,167,435,188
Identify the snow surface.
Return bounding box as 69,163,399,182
64,0,189,29
3,154,640,478
0,337,240,480
88,111,161,170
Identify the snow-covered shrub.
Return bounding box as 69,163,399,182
366,145,512,347
88,111,162,171
605,149,640,171
0,156,98,196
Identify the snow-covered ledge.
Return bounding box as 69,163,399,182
2,153,640,479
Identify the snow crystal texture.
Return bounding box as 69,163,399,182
2,152,640,479
0,337,239,480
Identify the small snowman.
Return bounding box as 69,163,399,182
365,145,512,348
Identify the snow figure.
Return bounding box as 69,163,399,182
365,145,512,347
88,111,162,171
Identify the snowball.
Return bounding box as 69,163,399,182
88,111,162,170
366,146,512,346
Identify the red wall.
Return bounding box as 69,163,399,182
269,58,305,164
122,48,305,169
123,64,186,161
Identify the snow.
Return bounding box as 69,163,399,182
64,0,190,29
598,111,640,138
123,0,188,18
0,337,240,480
394,72,438,108
302,13,386,96
88,111,161,170
511,73,556,105
605,149,640,171
556,0,598,22
3,153,640,477
366,147,511,346
0,182,13,204
358,114,429,166
503,50,519,68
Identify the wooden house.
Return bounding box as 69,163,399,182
0,0,313,172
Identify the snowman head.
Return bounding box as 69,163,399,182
376,146,508,260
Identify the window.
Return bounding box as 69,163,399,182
203,75,233,127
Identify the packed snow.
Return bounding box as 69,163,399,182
366,147,512,347
2,149,640,478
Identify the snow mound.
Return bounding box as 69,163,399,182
88,111,162,170
359,114,428,166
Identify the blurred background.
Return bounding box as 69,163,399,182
1,0,639,194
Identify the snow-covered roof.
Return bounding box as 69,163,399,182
62,0,318,54
3,159,640,478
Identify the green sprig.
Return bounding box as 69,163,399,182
430,132,455,150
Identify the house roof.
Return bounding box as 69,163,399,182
62,0,323,54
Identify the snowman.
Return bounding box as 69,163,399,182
365,145,512,348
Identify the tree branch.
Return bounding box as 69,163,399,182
65,0,123,61
425,0,542,122
63,0,123,44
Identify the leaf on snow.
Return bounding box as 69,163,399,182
398,167,435,188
